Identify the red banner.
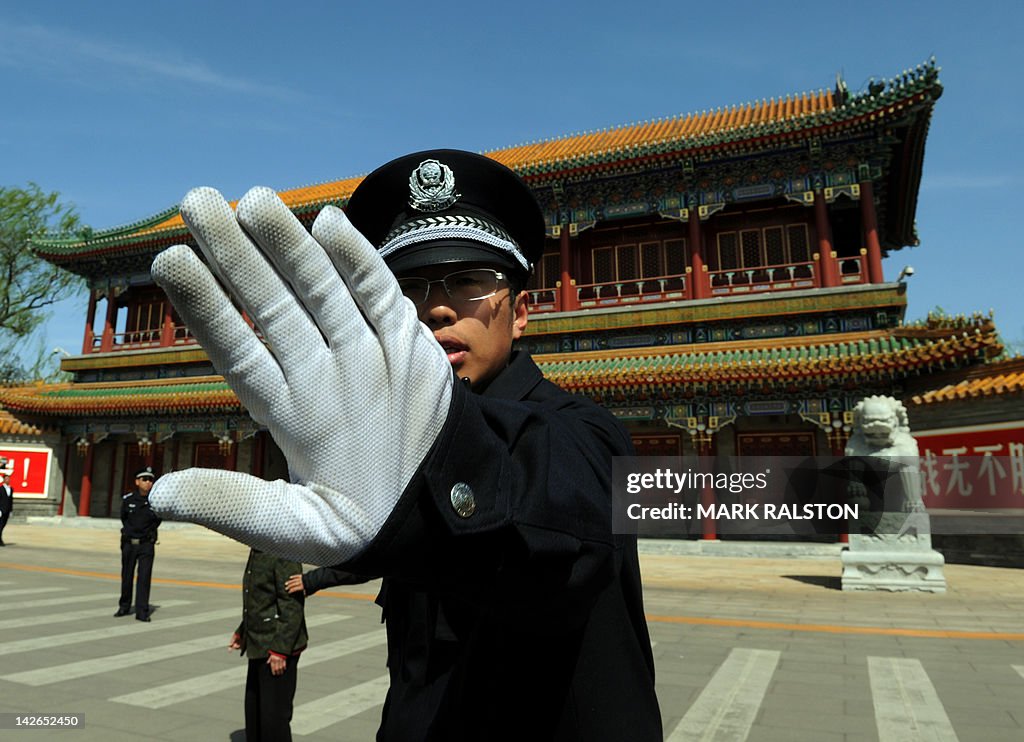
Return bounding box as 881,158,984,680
0,447,53,498
915,425,1024,508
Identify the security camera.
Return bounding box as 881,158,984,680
897,266,915,282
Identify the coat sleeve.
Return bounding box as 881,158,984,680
347,377,632,625
302,566,372,596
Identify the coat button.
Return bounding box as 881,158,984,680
450,483,476,518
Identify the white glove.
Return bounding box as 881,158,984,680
149,186,452,565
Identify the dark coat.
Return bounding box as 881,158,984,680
302,565,370,596
0,483,12,519
348,351,662,742
236,549,308,659
120,492,161,542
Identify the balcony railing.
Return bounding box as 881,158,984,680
838,255,867,284
527,286,561,313
85,256,872,347
709,260,816,296
576,274,687,309
89,325,197,352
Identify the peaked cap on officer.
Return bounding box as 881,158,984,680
344,149,545,284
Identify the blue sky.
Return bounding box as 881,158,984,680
3,1,1022,355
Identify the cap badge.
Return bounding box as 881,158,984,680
408,159,460,212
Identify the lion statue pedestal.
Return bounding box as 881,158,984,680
840,396,946,593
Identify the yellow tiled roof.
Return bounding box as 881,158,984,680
40,60,944,257
911,358,1024,405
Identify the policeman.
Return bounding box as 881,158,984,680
115,466,161,621
0,464,13,547
150,150,663,739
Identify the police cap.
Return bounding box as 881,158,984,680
135,467,155,481
345,149,545,284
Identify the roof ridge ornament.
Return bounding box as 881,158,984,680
408,159,460,212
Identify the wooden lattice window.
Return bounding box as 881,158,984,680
638,239,688,278
665,239,687,275
715,223,812,270
640,242,663,278
592,244,639,283
740,230,762,268
787,224,810,262
717,233,739,270
527,252,561,290
764,227,786,266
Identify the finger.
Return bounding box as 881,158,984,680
149,468,378,566
179,187,326,367
311,206,413,340
236,188,362,346
151,245,281,424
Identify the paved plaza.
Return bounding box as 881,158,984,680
1,520,1023,741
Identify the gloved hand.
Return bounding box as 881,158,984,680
149,186,452,565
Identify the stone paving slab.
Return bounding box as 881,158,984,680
1,521,1023,740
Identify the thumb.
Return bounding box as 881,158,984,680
150,469,377,564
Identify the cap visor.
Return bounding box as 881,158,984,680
384,239,523,276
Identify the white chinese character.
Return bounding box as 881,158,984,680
942,447,972,497
1010,442,1024,496
920,449,941,498
974,444,1006,496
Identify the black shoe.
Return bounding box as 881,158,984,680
136,615,151,622
114,608,131,617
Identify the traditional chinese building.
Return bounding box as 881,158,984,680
6,57,1017,531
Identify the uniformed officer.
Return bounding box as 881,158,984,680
115,466,161,621
0,465,13,547
150,150,663,740
230,548,307,742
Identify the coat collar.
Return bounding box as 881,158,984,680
481,351,544,402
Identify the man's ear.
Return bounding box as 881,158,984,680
512,291,529,340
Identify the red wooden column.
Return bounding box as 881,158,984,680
688,211,709,300
99,292,117,353
78,442,95,517
58,441,72,516
828,429,850,544
251,431,266,478
813,191,839,288
558,226,578,311
82,290,98,354
696,432,717,540
226,437,238,472
160,300,175,347
859,179,884,283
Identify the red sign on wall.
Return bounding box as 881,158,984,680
915,424,1024,508
0,447,53,499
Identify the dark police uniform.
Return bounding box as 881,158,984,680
235,549,307,742
0,475,13,546
340,150,663,741
300,565,369,595
118,471,161,620
347,351,661,741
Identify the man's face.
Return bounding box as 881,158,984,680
136,477,154,494
398,263,528,390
